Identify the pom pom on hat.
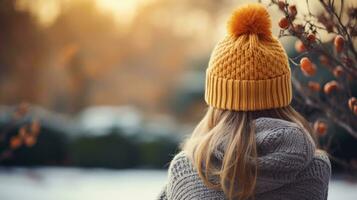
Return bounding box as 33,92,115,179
227,3,272,38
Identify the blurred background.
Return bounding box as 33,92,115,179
0,0,356,199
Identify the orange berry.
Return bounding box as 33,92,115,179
300,57,312,67
314,121,328,136
10,136,22,149
278,0,286,10
279,17,289,29
323,80,339,95
334,35,344,53
308,81,321,92
348,97,357,110
24,136,36,147
295,40,306,52
307,33,316,42
333,66,344,77
289,5,297,16
300,57,316,76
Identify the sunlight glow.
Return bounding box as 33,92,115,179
95,0,142,25
15,0,155,27
16,0,62,26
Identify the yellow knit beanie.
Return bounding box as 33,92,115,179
205,3,292,111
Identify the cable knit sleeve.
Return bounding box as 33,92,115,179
292,152,331,200
162,152,225,200
165,152,190,200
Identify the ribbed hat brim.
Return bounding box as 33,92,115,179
205,72,292,111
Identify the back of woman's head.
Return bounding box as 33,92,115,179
182,4,318,199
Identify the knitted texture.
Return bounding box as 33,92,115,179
158,118,331,200
205,4,292,111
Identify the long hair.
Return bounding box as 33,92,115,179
182,105,317,200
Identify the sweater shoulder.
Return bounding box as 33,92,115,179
165,152,225,199
168,151,195,181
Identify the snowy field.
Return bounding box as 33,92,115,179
0,168,356,200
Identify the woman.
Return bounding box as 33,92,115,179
159,3,331,200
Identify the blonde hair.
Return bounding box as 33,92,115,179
182,105,317,200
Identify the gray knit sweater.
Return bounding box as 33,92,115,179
158,117,331,200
